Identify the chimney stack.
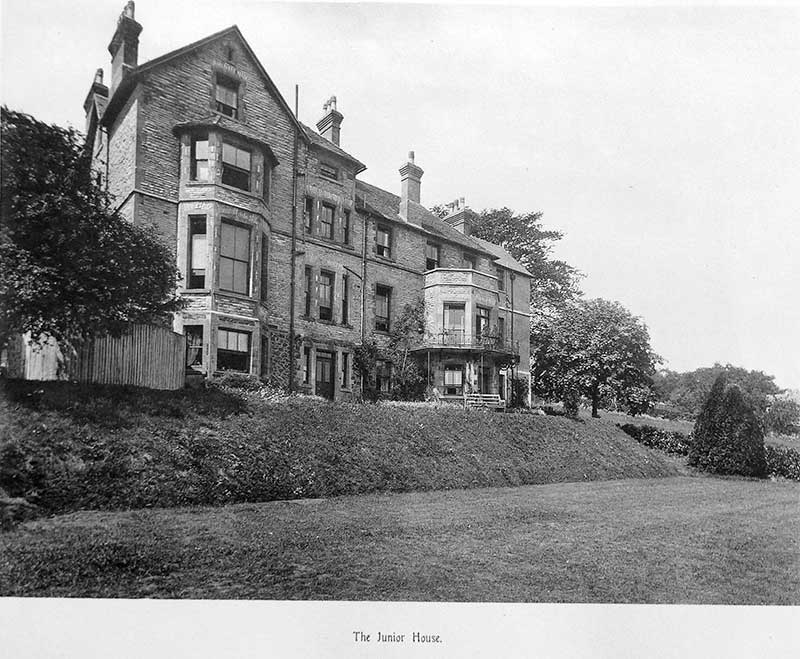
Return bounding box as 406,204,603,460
399,150,424,222
108,1,143,95
316,96,343,146
443,197,475,235
83,68,109,132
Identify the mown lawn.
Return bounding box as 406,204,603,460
2,476,798,604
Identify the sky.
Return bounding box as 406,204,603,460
2,1,799,390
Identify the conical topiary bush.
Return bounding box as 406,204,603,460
689,373,766,477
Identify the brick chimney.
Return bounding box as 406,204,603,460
316,96,343,146
399,151,424,222
443,198,475,235
108,1,142,95
83,68,109,132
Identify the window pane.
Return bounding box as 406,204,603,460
222,143,235,165
236,148,251,170
195,139,208,159
191,233,206,272
221,223,235,258
233,260,248,294
234,226,250,261
195,162,209,181
219,257,234,290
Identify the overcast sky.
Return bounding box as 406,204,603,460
2,1,799,390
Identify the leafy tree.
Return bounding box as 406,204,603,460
689,373,767,477
431,204,582,315
531,298,660,418
765,397,800,436
0,107,181,350
653,364,782,419
353,337,379,402
386,297,427,401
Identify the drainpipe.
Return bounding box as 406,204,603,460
360,211,369,342
288,88,300,392
510,272,516,397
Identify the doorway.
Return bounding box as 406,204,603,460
315,350,334,400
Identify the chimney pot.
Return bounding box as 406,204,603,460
94,68,104,84
124,1,135,19
316,95,344,146
399,151,424,222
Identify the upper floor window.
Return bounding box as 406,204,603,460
320,203,335,239
190,137,210,182
320,163,338,181
425,242,440,270
375,285,391,332
498,316,506,342
476,306,491,338
215,75,239,118
463,252,477,270
304,197,314,233
188,215,207,289
444,303,465,334
219,220,251,295
341,274,350,325
376,225,392,258
496,267,505,291
304,267,312,316
260,233,269,303
221,143,251,191
319,270,334,321
343,210,351,244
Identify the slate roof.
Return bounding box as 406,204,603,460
469,236,532,277
355,180,492,256
301,124,366,172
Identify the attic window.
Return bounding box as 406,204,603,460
215,74,239,118
226,46,235,62
320,163,338,181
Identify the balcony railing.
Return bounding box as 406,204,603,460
415,328,519,354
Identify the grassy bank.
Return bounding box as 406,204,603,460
0,380,677,514
2,476,797,602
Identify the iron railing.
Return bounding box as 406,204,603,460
417,328,519,354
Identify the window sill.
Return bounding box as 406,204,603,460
185,180,267,205
375,254,395,264
217,289,256,301
183,288,211,294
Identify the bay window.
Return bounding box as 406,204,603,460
221,142,251,191
219,220,251,295
217,328,250,372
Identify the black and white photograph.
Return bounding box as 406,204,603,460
1,1,799,656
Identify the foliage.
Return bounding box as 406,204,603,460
764,444,800,481
531,298,660,418
353,337,379,401
765,397,800,436
653,364,782,420
617,423,691,456
689,374,767,477
510,376,528,409
386,297,427,401
430,204,582,316
0,379,676,515
0,107,182,350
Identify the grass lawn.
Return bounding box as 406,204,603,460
2,476,798,604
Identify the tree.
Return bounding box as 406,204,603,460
531,298,660,417
431,204,582,315
765,397,800,436
689,373,767,477
385,296,427,400
0,107,181,350
653,364,782,419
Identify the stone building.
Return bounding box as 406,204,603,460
83,2,532,402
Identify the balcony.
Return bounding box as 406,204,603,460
413,328,519,356
424,268,499,291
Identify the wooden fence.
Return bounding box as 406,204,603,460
5,324,186,390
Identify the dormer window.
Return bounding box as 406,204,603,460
221,142,251,191
425,242,440,270
463,252,476,270
215,74,239,118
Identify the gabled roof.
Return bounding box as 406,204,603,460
172,114,280,165
469,236,532,277
301,124,366,173
355,180,493,255
101,25,307,143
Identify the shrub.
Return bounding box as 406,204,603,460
510,377,529,409
617,423,691,456
689,374,767,477
764,444,800,481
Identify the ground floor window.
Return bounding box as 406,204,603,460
376,359,392,394
260,334,269,378
217,328,250,372
444,364,463,396
303,346,311,384
185,325,203,367
341,352,350,389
